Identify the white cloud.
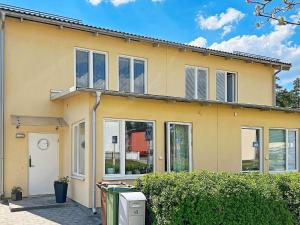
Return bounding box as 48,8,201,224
290,11,300,23
189,37,207,48
210,24,295,52
87,0,162,6
87,0,103,6
197,8,245,37
208,24,300,88
110,0,135,6
221,25,233,38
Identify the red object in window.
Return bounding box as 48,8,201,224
129,131,148,156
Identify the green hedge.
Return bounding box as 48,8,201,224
135,171,300,225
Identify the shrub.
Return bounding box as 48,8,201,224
136,171,300,225
274,173,300,224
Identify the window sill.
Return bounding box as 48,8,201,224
241,170,262,173
269,170,298,174
103,174,144,181
70,175,85,181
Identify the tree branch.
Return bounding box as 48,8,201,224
246,0,300,26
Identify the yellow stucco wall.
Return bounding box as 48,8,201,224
3,16,297,208
5,17,275,105
61,93,91,207
91,95,299,207
95,95,300,175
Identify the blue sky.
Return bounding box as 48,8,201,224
1,0,299,89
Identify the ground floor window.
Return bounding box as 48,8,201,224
72,121,85,176
241,127,262,172
166,122,192,172
269,129,298,172
104,119,154,177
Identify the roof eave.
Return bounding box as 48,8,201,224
50,88,300,113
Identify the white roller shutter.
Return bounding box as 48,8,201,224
185,67,196,99
197,69,207,100
216,71,226,101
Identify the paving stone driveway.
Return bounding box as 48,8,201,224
0,201,101,225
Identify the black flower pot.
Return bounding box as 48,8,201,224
54,181,68,203
11,192,22,201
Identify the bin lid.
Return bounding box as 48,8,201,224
120,192,146,201
101,184,136,193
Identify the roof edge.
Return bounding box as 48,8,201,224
50,88,300,113
0,4,292,70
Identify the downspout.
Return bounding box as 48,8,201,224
273,66,282,106
92,91,101,214
0,11,5,199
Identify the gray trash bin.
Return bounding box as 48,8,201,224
118,192,146,225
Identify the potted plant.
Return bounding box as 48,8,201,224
11,186,22,201
54,176,69,203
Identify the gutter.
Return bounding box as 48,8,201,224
92,91,101,214
0,11,5,199
273,66,282,106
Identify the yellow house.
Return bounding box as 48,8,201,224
0,4,299,212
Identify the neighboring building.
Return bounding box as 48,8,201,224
0,4,299,211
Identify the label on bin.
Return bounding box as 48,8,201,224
129,201,144,216
131,208,142,216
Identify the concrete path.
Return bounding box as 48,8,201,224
9,195,73,212
0,200,101,225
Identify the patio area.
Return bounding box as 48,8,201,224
0,195,101,225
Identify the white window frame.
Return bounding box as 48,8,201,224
103,118,155,180
269,128,299,173
74,47,109,90
72,120,86,178
241,127,263,173
118,55,148,94
216,70,238,102
166,122,193,172
185,65,209,100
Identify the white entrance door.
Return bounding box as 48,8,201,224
28,133,59,195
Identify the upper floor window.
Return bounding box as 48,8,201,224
75,49,108,90
185,66,208,100
269,129,298,172
216,70,237,102
119,56,147,94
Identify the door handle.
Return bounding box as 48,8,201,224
29,155,35,167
